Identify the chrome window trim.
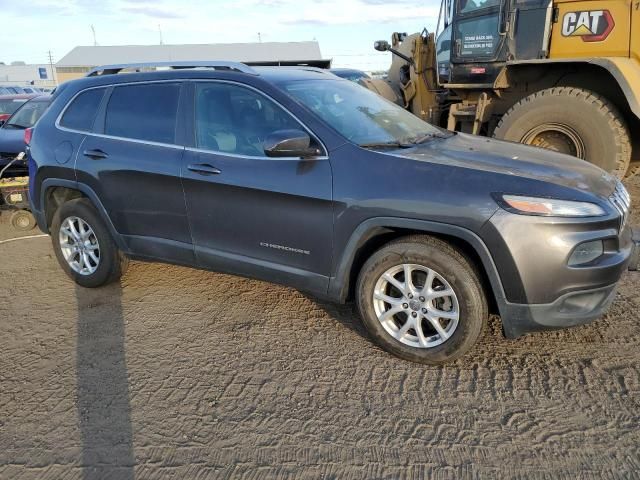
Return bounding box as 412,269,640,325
184,146,328,161
76,131,185,150
55,80,184,142
54,78,329,159
190,79,329,159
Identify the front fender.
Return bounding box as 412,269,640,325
507,58,640,120
327,216,508,317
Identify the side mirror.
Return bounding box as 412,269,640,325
263,129,321,158
374,40,391,52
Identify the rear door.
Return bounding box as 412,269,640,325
181,81,333,294
76,82,194,264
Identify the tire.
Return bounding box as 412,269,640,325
10,210,36,231
356,235,487,364
493,87,631,178
51,198,128,288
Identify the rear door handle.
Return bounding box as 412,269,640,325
83,149,108,159
187,163,221,175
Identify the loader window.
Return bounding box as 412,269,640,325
459,0,500,13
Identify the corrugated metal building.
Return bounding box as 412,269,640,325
56,41,330,82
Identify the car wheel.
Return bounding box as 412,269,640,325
356,235,487,364
51,198,128,288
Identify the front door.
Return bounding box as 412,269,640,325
450,0,510,84
181,81,334,294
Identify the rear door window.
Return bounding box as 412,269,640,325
105,83,180,144
60,88,105,132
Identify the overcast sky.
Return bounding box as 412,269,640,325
0,0,442,71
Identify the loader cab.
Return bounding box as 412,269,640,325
437,0,554,86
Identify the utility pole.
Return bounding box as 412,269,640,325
47,50,57,86
158,24,164,45
91,25,98,46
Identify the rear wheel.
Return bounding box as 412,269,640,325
356,236,487,364
51,198,128,288
493,87,631,178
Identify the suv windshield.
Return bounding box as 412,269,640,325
280,78,447,147
4,99,49,129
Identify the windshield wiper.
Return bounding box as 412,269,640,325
407,132,449,144
4,123,28,130
359,141,413,149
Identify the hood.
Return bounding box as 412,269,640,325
0,126,27,156
391,133,617,198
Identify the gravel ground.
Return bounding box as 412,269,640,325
1,178,640,479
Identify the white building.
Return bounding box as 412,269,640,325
55,41,330,83
0,64,56,88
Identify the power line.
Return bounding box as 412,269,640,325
47,50,58,86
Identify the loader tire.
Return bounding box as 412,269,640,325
493,87,631,178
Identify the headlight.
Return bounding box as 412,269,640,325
500,195,606,217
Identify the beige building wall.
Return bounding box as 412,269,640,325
56,67,91,83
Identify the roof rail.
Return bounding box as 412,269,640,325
86,61,258,77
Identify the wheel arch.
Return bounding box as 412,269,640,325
503,59,640,124
40,179,127,251
328,217,508,317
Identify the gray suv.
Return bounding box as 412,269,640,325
27,62,638,364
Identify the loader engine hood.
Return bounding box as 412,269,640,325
394,133,617,197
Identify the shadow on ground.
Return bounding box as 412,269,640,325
75,282,135,480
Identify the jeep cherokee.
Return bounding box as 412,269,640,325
27,62,638,364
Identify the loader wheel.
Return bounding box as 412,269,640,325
493,87,631,178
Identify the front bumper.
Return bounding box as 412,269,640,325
501,283,619,338
500,228,640,338
482,207,639,338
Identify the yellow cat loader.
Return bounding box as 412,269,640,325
366,0,640,177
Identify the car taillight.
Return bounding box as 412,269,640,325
0,113,10,122
24,127,33,145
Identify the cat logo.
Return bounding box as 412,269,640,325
561,10,615,42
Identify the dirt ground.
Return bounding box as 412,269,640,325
1,178,640,480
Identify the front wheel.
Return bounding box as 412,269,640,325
51,198,128,288
356,236,487,364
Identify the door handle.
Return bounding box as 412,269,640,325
187,163,221,175
83,149,108,159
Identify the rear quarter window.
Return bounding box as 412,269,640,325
60,88,105,131
104,83,180,144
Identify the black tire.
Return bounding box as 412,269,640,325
493,87,631,178
10,210,36,231
51,198,128,288
356,235,487,364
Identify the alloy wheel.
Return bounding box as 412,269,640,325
59,216,101,275
372,263,459,348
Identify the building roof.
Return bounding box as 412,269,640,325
57,42,330,68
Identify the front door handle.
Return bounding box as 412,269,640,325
187,163,221,175
83,149,108,160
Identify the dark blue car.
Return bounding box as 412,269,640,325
0,95,50,176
